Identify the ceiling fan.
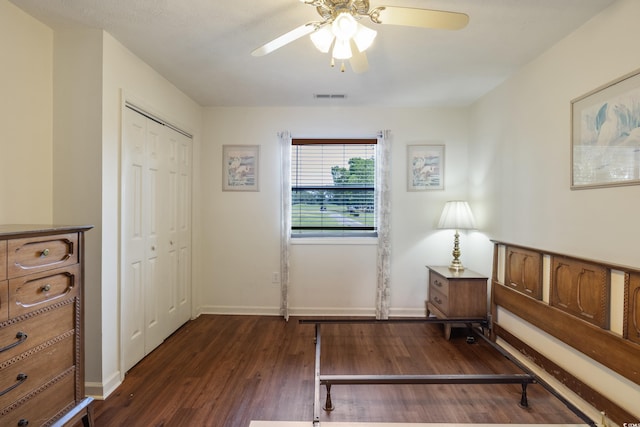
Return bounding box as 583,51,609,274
251,0,469,73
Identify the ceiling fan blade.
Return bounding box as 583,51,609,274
251,22,318,56
370,6,469,30
349,41,369,74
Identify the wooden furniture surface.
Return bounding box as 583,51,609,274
0,225,93,427
426,265,488,339
491,240,640,426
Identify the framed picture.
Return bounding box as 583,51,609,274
571,68,640,189
222,145,260,191
407,144,444,191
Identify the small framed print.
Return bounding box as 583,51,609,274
407,144,444,191
222,145,260,191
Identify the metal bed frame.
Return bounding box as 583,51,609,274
299,318,596,427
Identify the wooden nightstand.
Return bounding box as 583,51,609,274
426,265,488,340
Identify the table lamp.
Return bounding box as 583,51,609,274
437,200,476,271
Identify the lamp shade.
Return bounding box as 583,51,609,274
437,201,476,230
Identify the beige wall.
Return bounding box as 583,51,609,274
201,106,475,316
0,0,53,223
470,0,640,419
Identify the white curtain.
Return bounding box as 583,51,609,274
279,131,292,321
376,130,392,319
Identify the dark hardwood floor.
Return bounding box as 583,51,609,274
91,315,587,426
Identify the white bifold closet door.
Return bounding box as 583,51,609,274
121,106,192,373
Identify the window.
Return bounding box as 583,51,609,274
291,138,377,237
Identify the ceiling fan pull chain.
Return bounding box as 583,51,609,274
340,61,346,72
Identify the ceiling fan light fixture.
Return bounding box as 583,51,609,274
332,38,352,59
353,23,377,52
332,12,358,40
310,25,335,53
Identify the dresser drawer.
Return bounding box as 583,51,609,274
0,368,76,426
0,301,75,363
0,240,6,280
8,265,80,319
429,273,449,297
429,287,449,313
0,281,7,323
7,233,78,279
0,333,74,410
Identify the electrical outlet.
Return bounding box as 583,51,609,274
271,272,280,283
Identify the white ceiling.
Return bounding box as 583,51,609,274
11,0,616,107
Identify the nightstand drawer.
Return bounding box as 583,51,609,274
429,273,449,296
429,287,449,313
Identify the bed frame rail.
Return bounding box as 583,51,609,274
300,318,595,427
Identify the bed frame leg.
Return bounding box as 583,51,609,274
520,383,529,408
323,384,334,411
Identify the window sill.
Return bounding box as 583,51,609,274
291,237,378,245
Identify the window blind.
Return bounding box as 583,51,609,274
291,138,377,237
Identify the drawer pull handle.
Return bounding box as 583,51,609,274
434,296,443,304
434,280,443,288
18,419,29,426
41,284,52,292
41,248,50,257
0,373,28,397
0,331,28,353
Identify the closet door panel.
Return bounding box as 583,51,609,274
164,130,181,335
121,106,192,374
177,134,192,324
122,108,148,372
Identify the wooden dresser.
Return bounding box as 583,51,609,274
0,225,93,427
426,265,488,340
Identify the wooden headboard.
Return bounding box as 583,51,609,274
490,241,640,425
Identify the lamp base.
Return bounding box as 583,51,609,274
448,229,465,272
448,260,465,272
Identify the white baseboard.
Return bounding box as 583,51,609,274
197,306,426,318
198,305,282,316
85,370,122,400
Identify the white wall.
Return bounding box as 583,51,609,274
0,0,53,223
201,107,479,317
470,0,640,419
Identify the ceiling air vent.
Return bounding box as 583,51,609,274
314,94,347,100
